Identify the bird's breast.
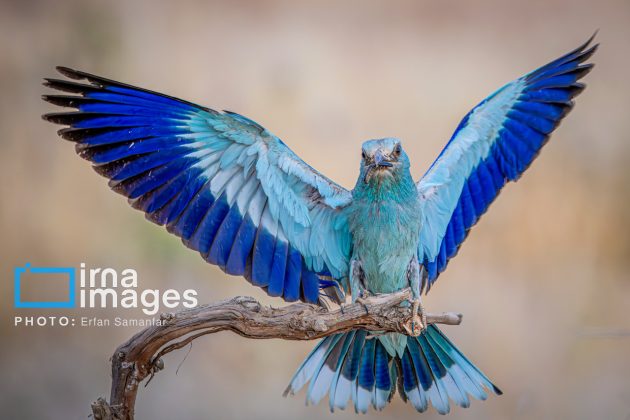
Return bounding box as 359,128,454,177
348,198,422,293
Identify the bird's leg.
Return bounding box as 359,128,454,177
413,264,428,331
409,299,427,335
346,258,370,315
403,255,426,335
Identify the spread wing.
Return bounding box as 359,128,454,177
43,67,352,304
417,36,597,292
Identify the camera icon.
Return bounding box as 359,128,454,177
14,263,76,308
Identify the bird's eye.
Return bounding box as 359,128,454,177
362,150,367,160
394,145,401,156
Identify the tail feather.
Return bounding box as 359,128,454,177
328,331,356,411
408,337,449,413
427,327,502,396
286,325,501,414
426,327,486,401
416,334,459,414
423,333,471,408
373,342,392,410
284,334,338,396
305,334,344,404
330,329,366,410
355,337,376,413
401,347,429,412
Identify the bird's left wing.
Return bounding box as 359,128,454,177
416,36,597,292
43,67,352,304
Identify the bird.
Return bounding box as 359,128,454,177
42,34,597,415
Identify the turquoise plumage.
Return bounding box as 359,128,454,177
43,35,596,414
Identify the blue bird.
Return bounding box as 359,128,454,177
43,35,596,414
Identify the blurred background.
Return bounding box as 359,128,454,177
1,0,629,419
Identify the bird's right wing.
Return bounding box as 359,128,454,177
43,67,353,304
416,36,597,292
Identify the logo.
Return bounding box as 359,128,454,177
14,263,76,308
13,263,199,327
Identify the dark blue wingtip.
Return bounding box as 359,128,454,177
56,66,81,79
566,31,599,57
586,29,599,45
526,32,599,81
582,30,600,56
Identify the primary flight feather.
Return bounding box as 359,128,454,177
43,34,596,414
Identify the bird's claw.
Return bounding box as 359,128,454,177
351,289,371,315
403,299,426,336
355,296,370,315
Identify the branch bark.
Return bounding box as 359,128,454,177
90,288,462,420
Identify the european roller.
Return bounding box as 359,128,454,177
43,35,596,414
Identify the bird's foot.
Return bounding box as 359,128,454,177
340,290,371,315
403,298,427,336
353,290,371,315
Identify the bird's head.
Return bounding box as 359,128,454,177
359,137,410,185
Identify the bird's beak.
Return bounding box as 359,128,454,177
363,149,393,183
374,150,392,167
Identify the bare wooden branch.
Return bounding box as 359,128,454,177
90,288,462,420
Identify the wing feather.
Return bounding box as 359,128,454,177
417,35,597,291
43,67,352,303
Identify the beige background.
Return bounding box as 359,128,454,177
1,1,629,419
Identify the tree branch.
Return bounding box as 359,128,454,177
90,288,462,420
